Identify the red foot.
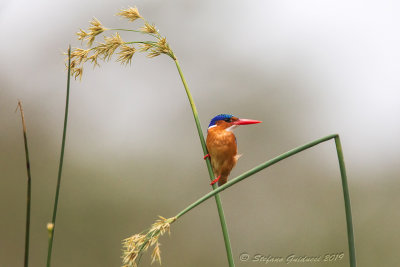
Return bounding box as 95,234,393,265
203,154,210,160
210,175,221,186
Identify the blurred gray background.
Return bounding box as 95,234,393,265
1,0,399,266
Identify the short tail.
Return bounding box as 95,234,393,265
218,175,228,186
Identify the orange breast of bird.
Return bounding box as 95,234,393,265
206,127,239,185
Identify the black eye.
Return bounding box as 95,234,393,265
224,118,231,122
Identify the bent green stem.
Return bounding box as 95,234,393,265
17,101,32,267
175,134,356,267
335,136,356,267
174,59,235,267
46,45,72,267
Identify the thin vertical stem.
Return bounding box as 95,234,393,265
17,101,32,267
46,45,72,267
335,136,356,267
174,59,235,267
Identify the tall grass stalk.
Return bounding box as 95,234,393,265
17,101,32,267
174,59,234,266
46,45,72,267
335,136,356,267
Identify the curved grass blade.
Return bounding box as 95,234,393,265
175,134,356,267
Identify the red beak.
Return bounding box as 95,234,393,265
233,118,262,125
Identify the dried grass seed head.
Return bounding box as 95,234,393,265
76,29,88,41
87,50,101,67
117,6,142,22
151,242,161,264
71,67,83,80
95,32,124,60
138,43,152,52
89,17,107,36
71,48,90,64
117,44,136,65
146,38,175,59
122,216,176,267
140,22,157,34
80,17,108,46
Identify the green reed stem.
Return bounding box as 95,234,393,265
175,134,356,267
46,45,72,267
47,226,54,263
335,136,356,267
17,101,32,267
110,29,159,39
174,59,235,267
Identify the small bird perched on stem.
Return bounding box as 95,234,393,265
204,114,262,186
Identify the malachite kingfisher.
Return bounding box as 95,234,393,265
204,114,262,186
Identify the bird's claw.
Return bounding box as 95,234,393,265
203,154,210,160
210,175,221,186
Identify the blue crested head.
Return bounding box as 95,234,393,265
208,114,235,128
